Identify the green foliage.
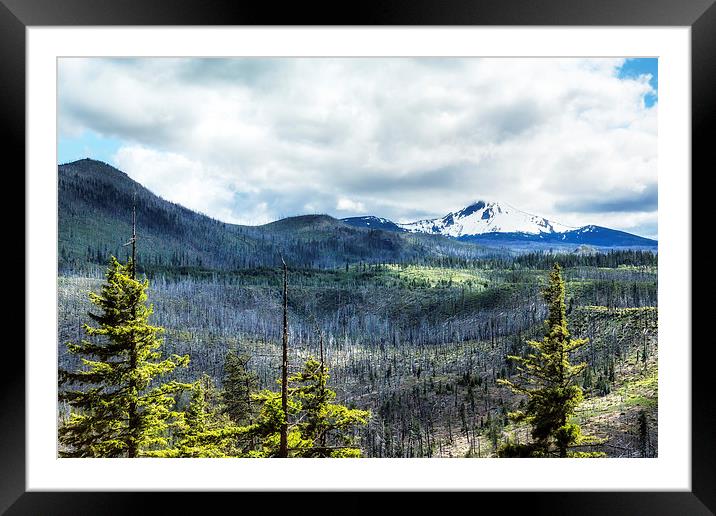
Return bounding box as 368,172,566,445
58,256,190,457
498,263,604,458
568,451,609,458
171,374,244,458
289,358,371,457
241,389,309,458
242,357,370,457
222,350,258,425
498,438,545,458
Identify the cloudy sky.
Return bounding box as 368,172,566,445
58,57,658,238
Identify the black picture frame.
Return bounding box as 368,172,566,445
6,0,712,513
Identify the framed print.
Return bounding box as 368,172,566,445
6,0,713,513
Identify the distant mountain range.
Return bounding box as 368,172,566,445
58,159,656,273
342,200,657,248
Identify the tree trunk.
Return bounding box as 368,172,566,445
278,256,289,458
128,201,138,458
319,330,327,448
131,202,136,279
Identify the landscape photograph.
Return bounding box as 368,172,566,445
57,57,658,459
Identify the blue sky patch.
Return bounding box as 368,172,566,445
618,58,658,108
58,131,123,166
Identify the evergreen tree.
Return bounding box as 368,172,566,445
222,350,258,425
497,263,604,457
173,374,241,457
58,256,189,457
290,357,370,457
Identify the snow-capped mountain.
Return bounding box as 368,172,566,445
397,200,572,237
341,200,657,249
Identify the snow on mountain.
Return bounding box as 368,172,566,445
397,200,573,237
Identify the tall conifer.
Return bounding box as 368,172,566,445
58,257,190,457
222,350,258,425
498,263,603,457
290,357,370,457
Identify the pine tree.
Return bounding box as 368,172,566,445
222,350,258,425
221,350,259,453
497,263,604,457
290,357,370,457
173,374,241,457
58,256,190,457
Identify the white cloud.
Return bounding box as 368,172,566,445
113,145,240,223
59,57,658,237
336,198,366,212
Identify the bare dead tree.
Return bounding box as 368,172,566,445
278,254,289,458
312,317,327,449
124,191,137,280
123,193,138,457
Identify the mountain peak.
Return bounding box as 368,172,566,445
60,158,129,177
399,200,571,237
61,157,113,167
453,200,489,219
